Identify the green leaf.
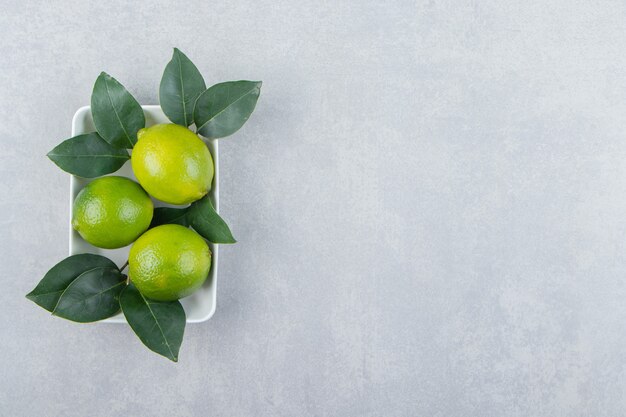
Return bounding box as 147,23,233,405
53,267,126,322
159,48,206,126
26,254,118,312
120,283,185,362
188,195,236,243
193,80,262,139
150,206,190,228
47,132,130,178
91,72,145,148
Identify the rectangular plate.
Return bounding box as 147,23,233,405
70,105,218,323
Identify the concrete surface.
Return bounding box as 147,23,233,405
2,1,626,416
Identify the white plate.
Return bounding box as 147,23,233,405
69,105,218,323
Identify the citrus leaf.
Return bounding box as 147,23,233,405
193,80,261,139
91,72,145,148
159,48,206,126
188,195,236,243
47,132,129,178
53,267,126,322
120,283,185,362
26,254,118,312
150,207,190,228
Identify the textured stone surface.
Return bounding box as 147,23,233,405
2,1,626,415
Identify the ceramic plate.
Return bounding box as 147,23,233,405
69,105,218,323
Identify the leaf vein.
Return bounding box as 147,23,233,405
50,266,112,313
176,51,188,126
140,293,176,359
104,77,134,148
197,85,259,132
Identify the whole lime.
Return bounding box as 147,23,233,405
131,124,214,205
128,224,211,301
72,176,153,249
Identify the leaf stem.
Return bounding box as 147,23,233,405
119,260,129,272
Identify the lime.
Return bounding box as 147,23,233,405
128,224,211,301
131,124,214,205
72,176,153,249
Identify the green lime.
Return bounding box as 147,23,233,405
128,224,211,301
131,124,214,205
72,176,153,249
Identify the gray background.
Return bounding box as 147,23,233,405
1,0,625,416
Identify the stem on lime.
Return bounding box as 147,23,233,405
120,260,129,272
